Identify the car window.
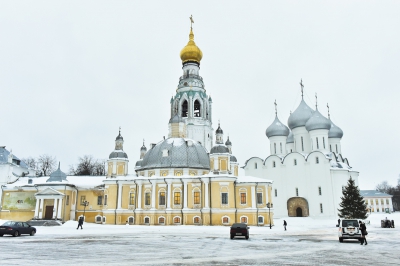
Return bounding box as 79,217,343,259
16,222,22,227
342,220,359,227
23,222,30,227
2,221,15,226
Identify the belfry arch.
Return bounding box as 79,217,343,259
194,99,201,117
287,197,309,217
181,100,188,117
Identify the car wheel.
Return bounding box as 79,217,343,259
230,234,234,239
30,230,36,236
339,237,343,243
245,236,249,240
13,231,20,237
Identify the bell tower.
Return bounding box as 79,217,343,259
169,16,213,152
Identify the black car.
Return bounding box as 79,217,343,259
0,221,36,237
230,223,250,240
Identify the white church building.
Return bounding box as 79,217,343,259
244,88,359,218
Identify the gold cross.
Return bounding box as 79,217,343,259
190,15,194,29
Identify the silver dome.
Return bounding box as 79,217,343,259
266,116,290,138
216,125,223,134
109,150,128,159
47,163,67,182
210,144,230,154
305,109,331,131
225,137,232,146
230,155,237,162
288,100,314,130
138,138,210,170
328,120,344,138
286,131,294,143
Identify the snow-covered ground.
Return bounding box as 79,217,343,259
0,213,399,265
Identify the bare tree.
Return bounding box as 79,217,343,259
376,180,400,211
69,155,105,176
37,154,57,176
22,157,37,169
376,181,391,193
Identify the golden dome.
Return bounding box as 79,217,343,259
180,28,203,64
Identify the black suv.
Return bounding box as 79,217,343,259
230,223,250,240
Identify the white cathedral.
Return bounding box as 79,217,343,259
244,88,359,218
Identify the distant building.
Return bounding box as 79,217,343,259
361,190,394,213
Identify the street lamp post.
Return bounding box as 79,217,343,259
83,201,89,221
267,202,272,229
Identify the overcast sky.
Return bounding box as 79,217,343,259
1,1,399,189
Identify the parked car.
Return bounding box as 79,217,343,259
0,221,36,237
338,219,361,243
230,223,250,240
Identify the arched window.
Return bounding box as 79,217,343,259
173,216,181,224
330,145,332,152
241,216,248,223
255,163,257,169
280,143,282,153
336,144,338,153
301,137,304,151
128,216,134,224
274,143,276,154
194,99,201,117
316,137,319,149
323,137,326,149
194,216,200,224
222,216,229,224
182,100,188,117
144,217,150,224
158,217,165,224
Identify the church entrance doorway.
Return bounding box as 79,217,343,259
45,206,54,220
287,197,309,217
296,207,302,217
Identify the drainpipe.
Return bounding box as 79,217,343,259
133,180,138,225
234,181,237,223
209,177,212,225
115,180,119,225
198,178,203,225
256,182,259,227
180,178,184,225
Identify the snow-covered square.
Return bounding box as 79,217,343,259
1,213,399,265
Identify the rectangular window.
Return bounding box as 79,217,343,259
294,159,297,166
145,192,151,206
159,192,165,205
316,157,319,164
80,196,86,205
240,193,246,204
280,143,282,153
275,189,277,197
320,203,323,213
296,188,299,196
316,137,319,149
274,143,276,154
97,195,102,205
221,193,228,204
194,191,200,205
104,195,108,205
336,144,338,153
301,137,304,151
273,161,276,167
330,145,332,152
323,137,325,149
130,193,135,205
318,187,322,196
66,195,69,205
375,199,379,205
381,199,384,204
255,163,257,169
174,192,181,205
257,192,263,204
258,216,264,224
386,199,389,204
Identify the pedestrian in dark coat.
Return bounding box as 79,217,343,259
283,220,287,231
77,217,83,230
338,219,340,226
359,220,368,245
391,220,395,228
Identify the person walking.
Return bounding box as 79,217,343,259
283,220,287,231
338,219,340,226
77,216,84,230
359,220,368,245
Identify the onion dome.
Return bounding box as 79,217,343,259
109,150,128,159
328,120,344,139
288,100,314,130
266,116,290,138
230,155,237,162
47,162,67,182
116,130,123,141
210,145,230,154
286,131,294,144
305,109,331,131
225,137,232,146
216,124,223,134
138,138,210,170
180,29,203,64
141,143,147,152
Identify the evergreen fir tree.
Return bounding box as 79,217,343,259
338,177,368,219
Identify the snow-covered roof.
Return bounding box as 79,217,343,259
360,190,392,197
236,175,272,184
3,175,105,189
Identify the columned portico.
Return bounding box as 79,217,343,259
34,187,65,220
